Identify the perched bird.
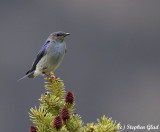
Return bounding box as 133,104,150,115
19,31,70,81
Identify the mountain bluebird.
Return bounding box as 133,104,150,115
19,31,70,80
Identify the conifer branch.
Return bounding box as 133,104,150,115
29,77,121,132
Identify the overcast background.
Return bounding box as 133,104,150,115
0,0,160,132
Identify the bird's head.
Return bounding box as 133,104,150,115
49,31,70,42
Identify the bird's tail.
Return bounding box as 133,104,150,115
18,70,35,81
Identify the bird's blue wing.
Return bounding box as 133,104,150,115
29,41,50,72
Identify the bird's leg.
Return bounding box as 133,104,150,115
45,74,50,78
46,72,55,82
50,71,55,78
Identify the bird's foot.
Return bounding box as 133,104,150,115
45,72,60,83
50,71,55,78
46,71,57,80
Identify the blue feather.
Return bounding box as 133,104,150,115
30,41,50,72
18,70,35,81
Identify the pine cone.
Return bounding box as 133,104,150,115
61,107,70,121
65,91,74,104
30,126,38,132
53,115,63,130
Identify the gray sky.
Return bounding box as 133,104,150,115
0,0,160,131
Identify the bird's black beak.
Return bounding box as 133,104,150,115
65,33,70,36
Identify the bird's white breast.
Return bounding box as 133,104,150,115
34,41,66,76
